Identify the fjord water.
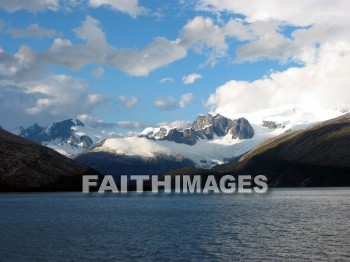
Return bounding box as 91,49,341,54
0,189,349,261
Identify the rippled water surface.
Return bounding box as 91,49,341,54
0,189,349,261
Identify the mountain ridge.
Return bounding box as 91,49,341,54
140,114,255,145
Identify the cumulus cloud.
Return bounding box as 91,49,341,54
0,74,108,129
196,0,350,64
206,42,350,120
36,16,187,76
0,15,254,77
107,37,187,76
159,77,174,84
179,16,255,65
180,16,253,51
182,73,202,84
8,24,61,39
196,0,350,26
0,45,44,82
0,15,255,77
179,93,194,108
41,16,109,71
117,95,139,108
88,0,148,18
91,66,105,78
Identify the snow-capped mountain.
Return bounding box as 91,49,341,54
75,114,286,177
140,114,254,145
15,107,344,175
17,119,102,157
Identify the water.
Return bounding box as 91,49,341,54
0,189,349,261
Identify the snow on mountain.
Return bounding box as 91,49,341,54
16,119,104,157
81,108,345,169
140,114,255,146
89,122,279,168
219,105,343,132
15,107,344,166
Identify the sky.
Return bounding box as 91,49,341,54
0,0,349,133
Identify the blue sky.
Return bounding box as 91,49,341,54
0,0,349,132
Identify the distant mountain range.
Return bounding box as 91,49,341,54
1,111,350,190
74,114,279,177
17,119,99,157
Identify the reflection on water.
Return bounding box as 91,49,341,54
0,189,349,261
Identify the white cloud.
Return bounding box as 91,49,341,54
206,41,350,119
179,93,194,108
91,66,105,78
196,0,350,65
0,45,44,81
0,0,60,13
180,16,228,52
5,16,252,76
235,21,296,63
117,95,139,108
42,16,109,70
159,77,174,84
0,15,250,77
179,16,254,64
182,73,202,84
88,0,148,18
107,37,187,76
0,74,108,129
40,16,187,76
154,97,178,111
196,0,350,26
25,75,107,115
8,24,61,39
3,2,349,81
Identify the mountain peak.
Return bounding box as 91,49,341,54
18,119,93,156
140,113,254,146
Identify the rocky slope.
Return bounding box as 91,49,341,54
0,129,101,191
221,113,350,186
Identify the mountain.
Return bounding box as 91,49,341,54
75,114,282,177
0,129,101,191
140,114,254,145
17,119,99,157
216,113,350,186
